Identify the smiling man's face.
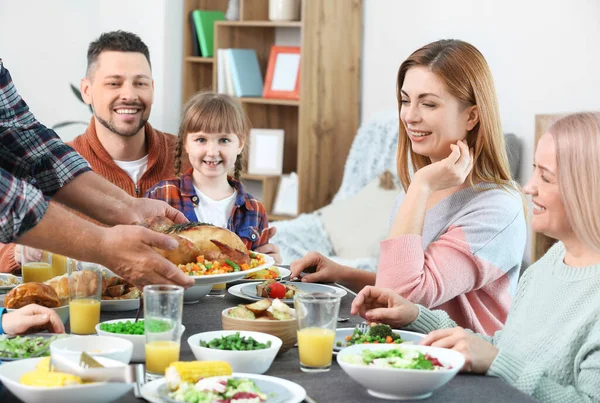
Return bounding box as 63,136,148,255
81,51,154,137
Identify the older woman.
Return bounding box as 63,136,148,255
351,112,600,402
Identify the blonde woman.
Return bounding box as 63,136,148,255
291,39,526,335
351,112,600,402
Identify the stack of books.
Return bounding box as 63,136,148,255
217,49,264,98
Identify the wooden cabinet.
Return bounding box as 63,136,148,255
181,0,362,220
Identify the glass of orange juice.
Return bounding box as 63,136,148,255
68,262,102,335
21,246,53,283
143,285,184,379
294,292,341,373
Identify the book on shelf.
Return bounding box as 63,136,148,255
228,49,264,97
191,10,225,58
217,49,264,98
188,11,201,57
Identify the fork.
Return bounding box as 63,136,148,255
356,322,370,334
134,295,143,322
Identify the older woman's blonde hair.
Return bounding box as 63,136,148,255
549,112,600,252
396,39,515,192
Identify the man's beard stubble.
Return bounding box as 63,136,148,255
95,113,148,138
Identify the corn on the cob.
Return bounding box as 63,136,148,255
20,371,82,387
34,357,53,372
166,361,232,385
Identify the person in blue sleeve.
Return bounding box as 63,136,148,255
0,304,64,336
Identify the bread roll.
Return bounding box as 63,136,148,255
44,275,69,304
5,282,60,309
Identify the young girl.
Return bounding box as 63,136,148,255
145,92,269,251
290,39,527,335
351,112,600,402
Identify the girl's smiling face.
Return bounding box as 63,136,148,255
185,131,243,180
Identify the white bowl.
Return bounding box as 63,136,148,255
0,356,132,403
50,335,133,364
7,304,69,324
183,284,213,304
187,330,282,374
95,318,186,362
337,343,464,400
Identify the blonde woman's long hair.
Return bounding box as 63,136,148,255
175,91,250,179
549,112,600,253
396,39,515,192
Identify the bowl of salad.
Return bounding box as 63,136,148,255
95,318,186,362
187,330,282,374
337,344,464,400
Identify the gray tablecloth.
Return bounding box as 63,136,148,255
0,283,538,403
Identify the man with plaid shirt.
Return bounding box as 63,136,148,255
0,59,193,288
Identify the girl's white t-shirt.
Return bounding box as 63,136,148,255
192,186,237,227
113,155,149,185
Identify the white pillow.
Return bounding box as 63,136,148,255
318,172,401,259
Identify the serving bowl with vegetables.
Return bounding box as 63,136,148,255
187,330,282,374
337,344,464,400
95,318,186,362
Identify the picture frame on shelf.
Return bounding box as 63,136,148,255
272,172,298,216
263,46,301,100
247,128,285,176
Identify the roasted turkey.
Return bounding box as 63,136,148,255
138,217,251,266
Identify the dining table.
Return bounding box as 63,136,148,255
1,280,539,403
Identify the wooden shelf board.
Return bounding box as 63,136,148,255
185,57,214,63
268,213,296,221
216,21,302,28
241,173,280,181
237,97,299,106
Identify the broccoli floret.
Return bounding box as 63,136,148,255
390,332,402,341
367,324,393,339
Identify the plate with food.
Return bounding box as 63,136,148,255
0,333,69,361
139,217,275,285
100,276,141,311
333,324,425,354
0,274,21,291
141,372,306,403
228,280,347,304
229,266,291,285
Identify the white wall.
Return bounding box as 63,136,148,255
362,0,600,262
0,0,184,140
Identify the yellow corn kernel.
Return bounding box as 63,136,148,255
168,361,232,383
20,371,82,387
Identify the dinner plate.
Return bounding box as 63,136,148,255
229,281,347,304
228,267,291,286
100,297,140,312
0,274,21,291
140,373,306,403
187,253,275,285
332,328,425,355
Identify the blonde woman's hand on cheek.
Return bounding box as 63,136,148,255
414,140,474,192
420,327,498,373
350,286,419,328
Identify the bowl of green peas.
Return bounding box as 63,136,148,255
187,330,282,374
95,318,186,362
